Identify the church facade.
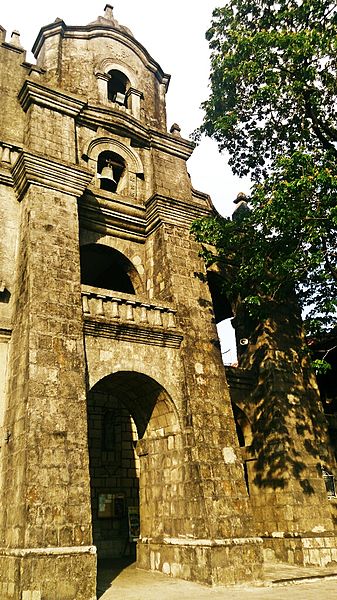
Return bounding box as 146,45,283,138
0,6,336,599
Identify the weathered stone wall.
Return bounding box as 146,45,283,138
0,184,20,327
33,17,169,131
151,150,192,201
0,185,96,598
24,105,77,162
229,303,337,563
146,222,254,539
0,37,27,144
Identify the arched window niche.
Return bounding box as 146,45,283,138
107,69,130,106
82,137,145,202
95,61,142,119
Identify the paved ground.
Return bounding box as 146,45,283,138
97,559,337,600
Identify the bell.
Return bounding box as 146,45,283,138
98,163,116,184
114,92,126,105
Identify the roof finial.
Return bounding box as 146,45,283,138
0,25,6,43
104,4,114,20
170,123,182,137
10,30,22,47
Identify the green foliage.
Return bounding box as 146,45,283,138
193,0,337,335
311,358,332,374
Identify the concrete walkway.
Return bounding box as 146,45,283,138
97,559,337,600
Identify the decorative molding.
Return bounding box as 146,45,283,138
225,366,257,391
191,186,213,208
78,104,150,147
79,191,212,238
0,327,12,342
32,20,67,57
160,536,263,547
150,129,195,161
1,41,25,55
84,317,183,348
32,22,170,89
83,136,144,174
0,545,96,557
95,58,137,88
0,170,13,187
12,152,93,200
18,79,86,117
0,141,23,187
95,71,110,82
78,191,146,241
146,194,211,232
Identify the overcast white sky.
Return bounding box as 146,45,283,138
1,1,243,361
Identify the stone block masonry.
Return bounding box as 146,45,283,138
0,5,335,600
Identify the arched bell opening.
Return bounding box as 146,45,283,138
207,270,237,365
232,402,253,448
207,271,232,325
80,243,142,295
97,150,126,194
232,402,254,494
107,69,130,107
87,371,179,565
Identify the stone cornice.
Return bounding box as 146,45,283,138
191,186,213,208
0,141,23,187
16,82,194,160
79,105,195,160
225,366,257,390
18,79,86,117
12,151,93,200
31,20,67,57
0,327,12,342
1,41,26,56
79,190,212,238
78,104,151,147
32,22,170,90
78,190,146,242
0,169,13,187
150,130,195,161
145,194,212,233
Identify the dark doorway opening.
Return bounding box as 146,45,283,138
87,371,179,597
80,244,136,294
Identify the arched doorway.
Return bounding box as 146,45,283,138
87,371,179,565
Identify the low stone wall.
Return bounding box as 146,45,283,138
262,533,337,566
137,536,263,586
0,546,96,600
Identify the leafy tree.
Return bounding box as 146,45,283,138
192,0,337,336
192,0,337,497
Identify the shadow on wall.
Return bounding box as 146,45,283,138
234,301,335,495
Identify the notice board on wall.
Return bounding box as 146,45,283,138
98,493,125,518
127,506,140,541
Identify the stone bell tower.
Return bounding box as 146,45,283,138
0,6,264,599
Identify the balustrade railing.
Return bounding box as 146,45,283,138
81,285,177,329
0,142,21,166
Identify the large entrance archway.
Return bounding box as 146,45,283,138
87,371,180,567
